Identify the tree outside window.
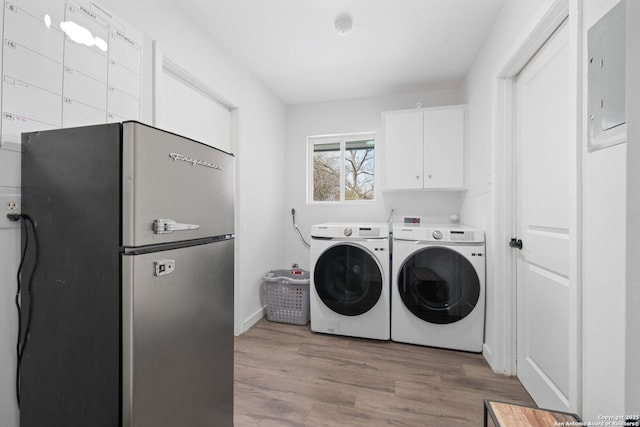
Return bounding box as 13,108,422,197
309,133,375,203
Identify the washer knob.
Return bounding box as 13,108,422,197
344,227,353,237
432,230,443,240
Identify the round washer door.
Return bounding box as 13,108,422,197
314,243,383,316
397,246,480,324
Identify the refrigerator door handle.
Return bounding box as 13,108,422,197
152,219,201,234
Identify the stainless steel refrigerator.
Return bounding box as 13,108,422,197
19,122,234,427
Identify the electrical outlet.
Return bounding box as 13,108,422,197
7,201,19,212
0,193,21,229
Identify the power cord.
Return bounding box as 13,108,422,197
8,213,38,409
291,208,310,249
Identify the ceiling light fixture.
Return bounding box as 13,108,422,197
334,15,353,36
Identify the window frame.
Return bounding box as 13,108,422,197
306,131,376,204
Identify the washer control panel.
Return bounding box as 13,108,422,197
311,223,390,239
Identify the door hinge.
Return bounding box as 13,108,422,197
509,238,523,250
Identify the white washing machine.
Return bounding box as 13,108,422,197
310,222,390,340
391,224,485,352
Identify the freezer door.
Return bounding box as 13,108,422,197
122,122,234,247
122,240,234,427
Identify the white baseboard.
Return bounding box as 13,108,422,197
482,343,496,371
236,305,265,336
483,342,516,376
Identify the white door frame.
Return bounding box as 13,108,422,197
492,0,582,413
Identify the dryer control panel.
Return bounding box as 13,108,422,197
450,230,476,241
393,224,484,243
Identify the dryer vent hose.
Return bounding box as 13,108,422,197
291,208,310,249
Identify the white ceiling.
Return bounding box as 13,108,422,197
180,0,506,105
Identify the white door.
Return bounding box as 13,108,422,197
515,21,576,411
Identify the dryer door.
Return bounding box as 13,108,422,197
314,243,383,316
398,247,480,324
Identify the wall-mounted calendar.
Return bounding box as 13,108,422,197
1,0,143,148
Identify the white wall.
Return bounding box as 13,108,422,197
463,0,637,420
0,2,19,424
0,1,286,424
626,1,640,415
460,0,559,374
0,216,19,427
581,0,628,421
283,89,463,270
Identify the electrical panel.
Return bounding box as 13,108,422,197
588,0,627,151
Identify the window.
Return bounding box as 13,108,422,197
308,132,376,202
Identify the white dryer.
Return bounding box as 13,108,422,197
391,224,485,352
310,223,390,340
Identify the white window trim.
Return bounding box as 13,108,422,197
306,131,376,204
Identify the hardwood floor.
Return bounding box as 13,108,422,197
234,319,534,426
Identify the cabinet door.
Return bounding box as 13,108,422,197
423,107,464,189
383,110,423,189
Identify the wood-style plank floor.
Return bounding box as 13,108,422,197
234,318,534,426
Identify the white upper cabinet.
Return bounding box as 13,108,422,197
423,107,464,189
383,105,465,190
382,109,424,190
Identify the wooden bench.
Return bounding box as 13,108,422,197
484,399,582,426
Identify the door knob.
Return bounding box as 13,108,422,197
509,238,523,250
